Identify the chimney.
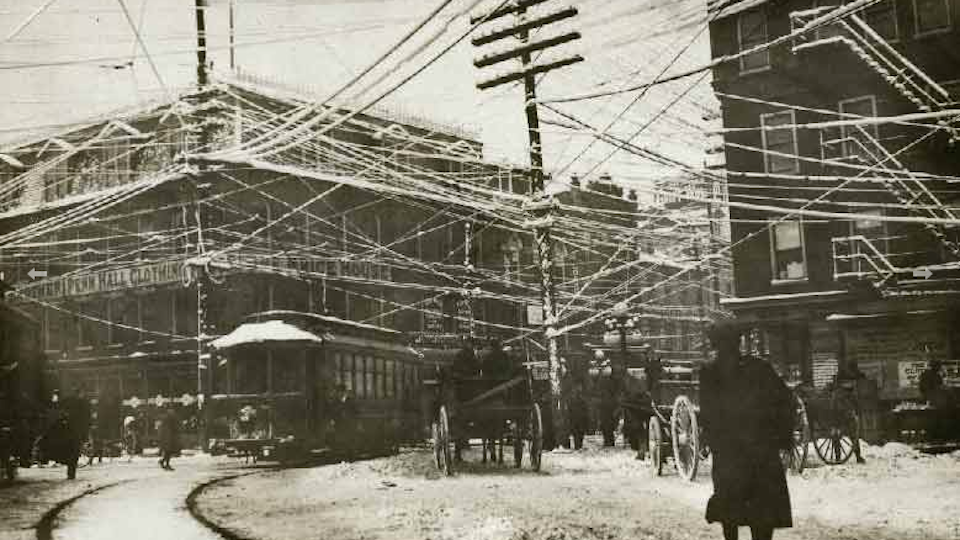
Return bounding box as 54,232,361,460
570,174,580,187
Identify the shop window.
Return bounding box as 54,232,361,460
839,96,878,160
174,288,197,338
913,0,951,35
770,221,807,281
738,8,771,73
761,111,799,174
110,296,141,345
78,300,108,349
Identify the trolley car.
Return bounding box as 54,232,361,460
0,294,48,482
208,310,433,461
429,349,542,475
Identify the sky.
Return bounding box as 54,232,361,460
0,0,717,192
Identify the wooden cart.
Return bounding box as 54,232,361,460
430,369,542,476
791,382,860,466
645,360,703,481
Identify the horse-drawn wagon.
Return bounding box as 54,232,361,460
429,346,543,475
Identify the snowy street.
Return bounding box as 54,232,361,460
195,441,960,540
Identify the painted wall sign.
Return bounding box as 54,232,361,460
22,259,186,299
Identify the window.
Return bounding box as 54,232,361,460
385,360,395,399
375,357,385,399
913,0,951,35
761,111,800,174
364,355,375,399
864,0,899,41
839,96,878,160
771,221,807,281
738,8,771,73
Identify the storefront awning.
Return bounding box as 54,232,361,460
210,320,323,349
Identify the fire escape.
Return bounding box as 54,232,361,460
790,7,960,295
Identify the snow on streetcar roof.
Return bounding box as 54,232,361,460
210,320,324,349
249,310,402,335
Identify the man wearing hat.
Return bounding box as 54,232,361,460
700,322,794,540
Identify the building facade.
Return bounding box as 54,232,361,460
708,0,960,407
0,73,637,444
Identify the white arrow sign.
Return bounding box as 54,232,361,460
912,267,933,279
27,268,47,280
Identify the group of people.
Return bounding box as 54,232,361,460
33,386,183,478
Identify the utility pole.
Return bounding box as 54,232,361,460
471,0,583,449
229,0,237,71
192,0,215,452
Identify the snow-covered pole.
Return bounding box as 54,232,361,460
471,0,583,449
192,0,215,453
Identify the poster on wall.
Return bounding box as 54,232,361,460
844,317,949,398
898,360,960,389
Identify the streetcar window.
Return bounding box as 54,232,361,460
274,352,301,393
395,361,403,399
364,355,375,399
376,357,385,399
333,353,343,387
234,349,267,394
385,359,395,398
342,354,354,394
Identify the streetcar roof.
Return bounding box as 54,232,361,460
210,320,324,350
246,310,402,336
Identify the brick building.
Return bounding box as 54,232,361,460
707,0,960,405
0,72,636,444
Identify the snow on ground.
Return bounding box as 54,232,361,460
197,439,960,540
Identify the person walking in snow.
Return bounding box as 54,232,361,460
157,405,180,471
700,322,794,540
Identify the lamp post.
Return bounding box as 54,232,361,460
605,302,638,396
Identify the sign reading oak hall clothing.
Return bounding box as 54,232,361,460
24,260,186,299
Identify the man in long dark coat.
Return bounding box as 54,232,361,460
157,405,180,471
700,323,794,540
53,386,91,480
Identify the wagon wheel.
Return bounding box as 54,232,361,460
528,403,543,471
512,419,523,468
781,394,810,474
431,422,443,469
435,405,454,476
648,415,663,476
671,396,699,481
814,406,857,465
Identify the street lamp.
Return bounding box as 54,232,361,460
605,302,638,391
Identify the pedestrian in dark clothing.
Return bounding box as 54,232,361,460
566,386,589,450
598,376,617,447
833,362,867,464
700,323,794,540
919,359,944,403
56,387,91,480
157,406,180,471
